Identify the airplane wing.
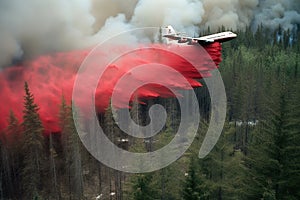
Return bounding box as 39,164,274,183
194,38,215,43
162,34,186,40
163,34,215,44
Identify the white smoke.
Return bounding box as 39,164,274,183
0,0,299,67
252,0,300,31
0,0,95,65
130,0,204,35
91,0,138,32
201,0,259,31
86,14,139,46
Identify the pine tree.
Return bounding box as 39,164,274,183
152,120,183,200
49,133,60,199
243,87,300,199
59,97,83,199
21,82,45,199
284,81,300,198
196,122,245,199
5,111,22,198
0,132,12,199
104,102,123,200
129,97,143,149
182,156,207,200
132,173,157,200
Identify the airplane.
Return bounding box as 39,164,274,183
163,25,237,45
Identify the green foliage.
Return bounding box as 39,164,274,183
21,82,45,199
244,86,300,199
132,173,158,200
59,97,84,199
193,122,245,199
182,156,207,200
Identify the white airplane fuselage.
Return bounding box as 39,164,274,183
163,25,237,45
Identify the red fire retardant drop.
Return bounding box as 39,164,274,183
0,43,222,133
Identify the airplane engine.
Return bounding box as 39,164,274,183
188,39,198,45
178,38,188,43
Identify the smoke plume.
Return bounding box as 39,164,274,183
0,0,299,67
252,0,300,31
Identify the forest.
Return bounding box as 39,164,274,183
0,25,300,200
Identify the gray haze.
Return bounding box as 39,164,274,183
0,0,299,67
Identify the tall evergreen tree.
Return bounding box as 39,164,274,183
104,102,123,200
182,156,207,200
59,97,83,199
48,133,60,199
284,81,300,198
243,87,300,199
132,173,157,200
5,111,22,199
195,122,245,199
21,82,45,199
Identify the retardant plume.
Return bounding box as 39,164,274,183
0,43,222,133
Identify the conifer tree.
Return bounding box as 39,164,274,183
243,88,300,199
196,122,244,199
5,111,22,198
0,132,12,199
284,81,300,198
21,81,45,199
104,102,123,200
182,156,207,200
59,97,83,199
49,133,60,199
132,173,157,200
0,113,16,198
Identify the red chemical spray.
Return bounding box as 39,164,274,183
0,43,221,133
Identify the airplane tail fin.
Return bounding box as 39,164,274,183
163,25,177,45
166,25,176,35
